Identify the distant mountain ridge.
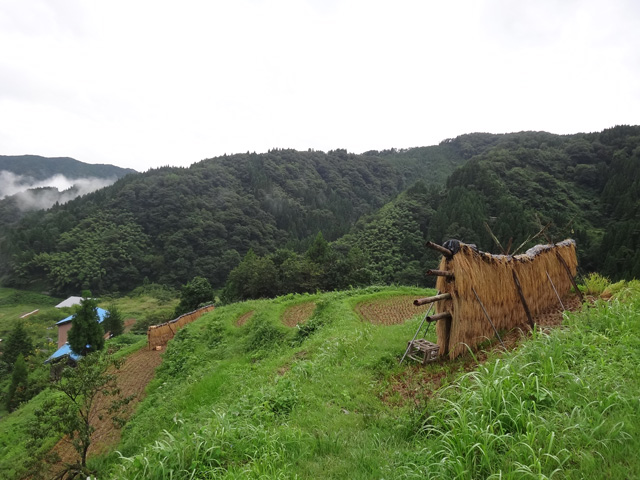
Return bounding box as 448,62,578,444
0,155,136,182
0,146,465,293
1,126,639,295
0,155,138,227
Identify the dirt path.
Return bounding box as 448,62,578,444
43,347,163,477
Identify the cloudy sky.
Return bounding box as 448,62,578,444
1,0,639,172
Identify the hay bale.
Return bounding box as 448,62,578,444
147,304,215,349
435,239,577,359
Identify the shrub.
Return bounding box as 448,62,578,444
582,272,611,296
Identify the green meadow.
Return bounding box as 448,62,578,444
2,283,640,479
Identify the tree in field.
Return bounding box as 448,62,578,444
174,276,214,316
221,250,278,303
29,352,131,479
67,291,104,356
102,304,124,337
2,321,33,369
5,353,28,411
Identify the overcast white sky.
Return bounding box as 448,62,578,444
1,0,639,172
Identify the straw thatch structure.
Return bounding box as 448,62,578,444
147,304,215,349
433,239,578,359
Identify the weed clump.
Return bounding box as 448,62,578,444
244,315,288,357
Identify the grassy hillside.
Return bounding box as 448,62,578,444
75,285,640,479
1,284,639,478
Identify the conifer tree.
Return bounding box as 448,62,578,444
2,322,33,369
103,304,124,337
67,291,104,356
6,353,28,411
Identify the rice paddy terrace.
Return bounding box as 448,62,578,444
4,282,640,479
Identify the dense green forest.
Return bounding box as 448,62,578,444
0,155,136,228
0,155,135,181
2,126,640,297
0,146,465,294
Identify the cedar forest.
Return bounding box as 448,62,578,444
1,126,638,300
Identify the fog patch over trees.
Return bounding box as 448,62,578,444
0,170,116,211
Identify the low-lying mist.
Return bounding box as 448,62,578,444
0,170,117,211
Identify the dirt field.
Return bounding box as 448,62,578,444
44,347,163,478
282,302,316,327
235,310,255,327
355,295,430,325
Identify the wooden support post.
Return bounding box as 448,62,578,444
440,314,452,358
414,292,452,306
555,252,584,302
426,312,452,323
425,241,453,259
512,271,535,329
426,269,455,279
546,271,565,310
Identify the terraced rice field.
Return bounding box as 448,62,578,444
282,302,316,327
234,310,255,327
355,295,430,325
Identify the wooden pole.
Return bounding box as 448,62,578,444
426,269,455,279
512,271,535,329
546,271,565,310
484,221,507,255
555,252,584,302
425,241,453,258
426,312,452,323
413,292,452,306
472,287,506,350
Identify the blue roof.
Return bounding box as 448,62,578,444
45,343,83,364
56,307,109,325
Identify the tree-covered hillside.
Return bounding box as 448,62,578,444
327,126,640,287
0,155,137,228
0,146,465,294
0,155,135,182
427,127,640,279
3,126,640,296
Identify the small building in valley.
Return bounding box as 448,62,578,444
45,307,109,364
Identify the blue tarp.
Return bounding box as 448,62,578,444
47,307,109,363
45,343,83,363
56,307,108,325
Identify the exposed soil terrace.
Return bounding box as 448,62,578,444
282,302,316,327
41,347,163,479
235,310,255,327
355,295,430,325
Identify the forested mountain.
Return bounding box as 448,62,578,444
337,126,640,283
266,127,640,294
0,155,135,182
0,146,465,294
0,155,136,227
2,126,639,297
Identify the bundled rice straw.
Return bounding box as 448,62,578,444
435,239,577,359
147,304,215,349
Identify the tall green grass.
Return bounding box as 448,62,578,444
106,287,640,479
3,284,639,479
